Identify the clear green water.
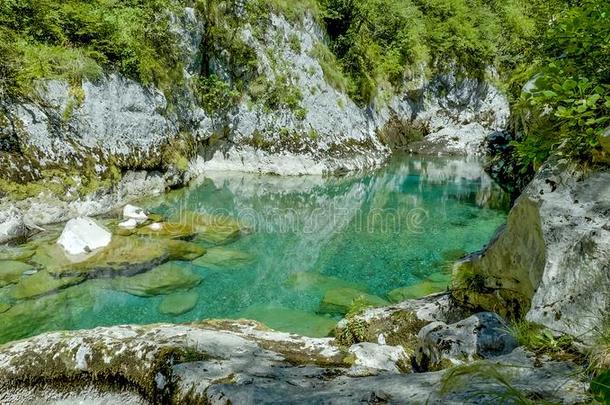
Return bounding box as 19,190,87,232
0,156,509,342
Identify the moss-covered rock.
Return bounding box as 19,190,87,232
237,305,338,338
451,197,545,319
285,272,366,292
387,281,448,303
0,303,10,314
112,262,202,297
0,261,34,287
166,240,206,261
158,291,199,315
11,271,85,300
178,212,245,245
192,247,253,269
40,236,204,278
335,309,429,350
319,288,389,316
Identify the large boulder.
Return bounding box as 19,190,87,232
57,217,112,256
413,312,518,371
453,159,610,340
158,291,199,316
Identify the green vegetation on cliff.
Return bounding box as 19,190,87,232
511,0,610,170
0,0,183,98
316,0,561,104
1,0,607,171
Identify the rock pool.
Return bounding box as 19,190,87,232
0,156,509,342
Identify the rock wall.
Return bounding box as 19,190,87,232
0,6,509,243
453,158,610,341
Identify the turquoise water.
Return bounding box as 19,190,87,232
0,156,509,342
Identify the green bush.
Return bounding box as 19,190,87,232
512,0,610,168
315,0,556,105
194,75,241,115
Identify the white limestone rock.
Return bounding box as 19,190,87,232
118,219,138,230
348,342,408,375
122,205,148,223
57,217,112,256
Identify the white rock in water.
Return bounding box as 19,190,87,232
123,204,148,223
118,218,138,229
149,222,163,231
57,217,112,255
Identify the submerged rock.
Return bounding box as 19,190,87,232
179,212,244,245
0,281,100,344
387,281,448,303
11,271,85,300
158,291,199,316
0,246,35,262
112,262,202,297
166,240,206,261
192,247,254,269
135,222,198,240
414,312,518,372
237,305,338,338
286,272,366,292
57,217,112,256
45,237,204,278
0,261,33,288
319,288,389,315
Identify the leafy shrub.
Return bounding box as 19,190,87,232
194,75,241,115
512,0,610,168
316,0,555,105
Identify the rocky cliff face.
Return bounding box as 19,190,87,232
0,7,508,243
453,158,610,341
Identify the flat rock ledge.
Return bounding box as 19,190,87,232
0,296,590,404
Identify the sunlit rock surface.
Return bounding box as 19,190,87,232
0,319,589,404
454,158,610,341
